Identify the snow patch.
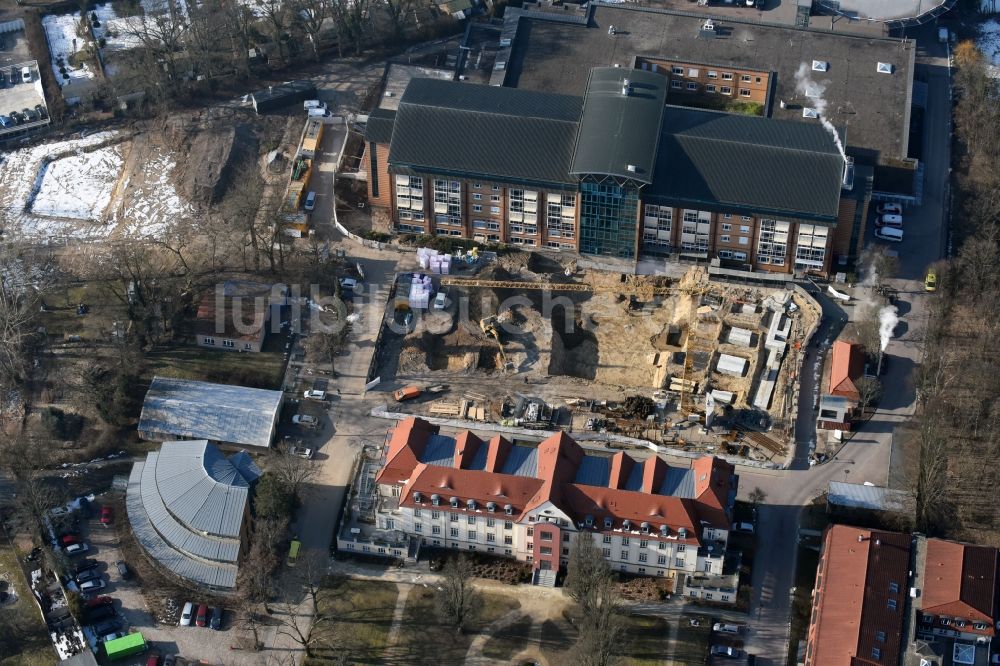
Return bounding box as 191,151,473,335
978,19,1000,70
31,145,124,221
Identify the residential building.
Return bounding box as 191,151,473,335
828,340,866,401
917,539,999,644
193,281,287,353
126,440,261,590
805,525,913,666
339,417,739,598
138,376,283,449
365,66,852,274
805,525,1000,666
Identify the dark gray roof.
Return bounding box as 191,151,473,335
505,2,915,163
388,78,583,186
649,106,845,222
570,67,666,184
365,108,397,144
138,376,281,448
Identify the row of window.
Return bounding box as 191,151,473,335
602,548,679,566
202,338,253,350
670,79,751,97
668,65,763,84
413,508,514,528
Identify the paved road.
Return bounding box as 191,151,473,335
740,26,952,664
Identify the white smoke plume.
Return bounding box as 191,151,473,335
878,305,899,351
794,63,847,161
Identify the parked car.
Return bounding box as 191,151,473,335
21,66,31,83
195,604,208,627
101,506,114,525
75,559,100,575
115,560,130,579
711,645,746,659
292,414,318,427
91,618,121,636
731,522,755,534
21,107,37,122
34,104,47,119
713,623,745,634
76,569,101,584
61,534,80,546
874,227,904,242
924,269,937,292
876,214,903,228
180,601,194,626
85,595,113,609
433,291,448,310
209,606,223,630
303,389,326,400
65,543,89,556
100,631,124,643
289,445,314,460
78,497,92,518
84,603,115,623
147,654,162,666
80,579,106,592
339,277,358,292
8,111,22,124
876,202,902,215
303,191,317,211
393,386,422,402
163,655,177,666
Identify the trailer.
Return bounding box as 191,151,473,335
251,81,317,114
104,632,147,661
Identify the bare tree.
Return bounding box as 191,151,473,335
382,0,415,42
747,486,768,506
436,554,480,632
569,566,624,666
296,0,331,60
855,376,883,415
269,452,319,501
565,533,612,617
303,324,350,375
254,0,292,64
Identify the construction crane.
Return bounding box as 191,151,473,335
438,277,701,298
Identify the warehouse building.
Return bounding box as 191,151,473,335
138,376,282,449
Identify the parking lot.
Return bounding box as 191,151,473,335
67,495,245,665
0,29,49,137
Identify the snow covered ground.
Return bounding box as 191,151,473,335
983,0,999,14
93,4,146,52
0,131,191,241
978,19,1000,70
41,12,96,86
31,145,124,221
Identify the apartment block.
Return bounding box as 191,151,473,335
364,66,852,274
804,525,1000,666
340,417,739,594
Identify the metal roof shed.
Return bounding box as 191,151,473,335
716,354,748,377
138,376,282,449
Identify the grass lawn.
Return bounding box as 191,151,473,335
620,615,672,665
143,344,287,390
481,614,532,660
674,615,713,665
305,576,400,665
0,543,56,666
392,588,520,666
37,282,129,340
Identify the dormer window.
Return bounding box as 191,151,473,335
431,494,441,506
450,497,459,508
413,492,422,503
604,517,613,529
467,499,476,511
487,502,496,512
584,515,594,527
504,504,513,515
641,522,650,534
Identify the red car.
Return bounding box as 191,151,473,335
146,654,161,666
195,604,208,627
85,596,113,609
100,506,113,525
61,534,80,546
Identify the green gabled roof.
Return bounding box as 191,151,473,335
570,67,667,185
649,106,845,222
387,78,583,186
365,108,397,144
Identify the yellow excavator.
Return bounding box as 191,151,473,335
480,315,513,372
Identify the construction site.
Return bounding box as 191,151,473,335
372,253,821,466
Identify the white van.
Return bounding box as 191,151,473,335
876,214,903,228
875,227,904,242
303,100,325,110
307,107,330,118
303,191,316,211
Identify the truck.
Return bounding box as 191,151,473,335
393,386,422,402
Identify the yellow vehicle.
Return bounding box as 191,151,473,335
924,269,937,292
